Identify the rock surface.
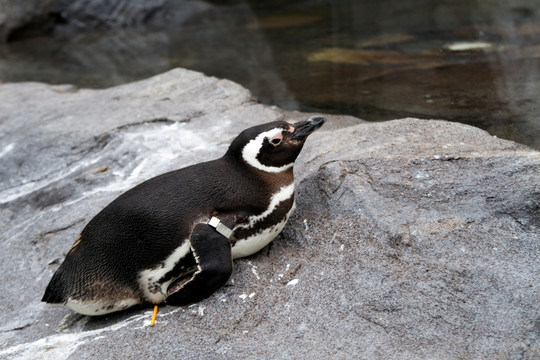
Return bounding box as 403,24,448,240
0,0,210,42
0,68,539,359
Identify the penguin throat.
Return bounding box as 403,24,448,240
241,128,293,173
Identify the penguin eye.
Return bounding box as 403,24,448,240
269,132,283,147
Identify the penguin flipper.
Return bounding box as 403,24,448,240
166,223,233,306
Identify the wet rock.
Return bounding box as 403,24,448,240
0,0,56,42
0,69,538,359
0,0,211,42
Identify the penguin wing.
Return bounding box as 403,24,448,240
165,222,233,305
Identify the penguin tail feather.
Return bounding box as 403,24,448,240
41,273,67,304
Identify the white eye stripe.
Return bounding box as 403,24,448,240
241,128,293,173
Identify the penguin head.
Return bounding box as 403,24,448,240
226,115,326,173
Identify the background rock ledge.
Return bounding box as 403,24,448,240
0,68,539,360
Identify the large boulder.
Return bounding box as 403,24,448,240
0,68,538,359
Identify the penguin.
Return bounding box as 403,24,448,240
42,115,326,315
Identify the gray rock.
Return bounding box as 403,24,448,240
0,0,211,42
0,68,538,359
0,0,56,42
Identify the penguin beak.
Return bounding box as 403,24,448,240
290,116,326,140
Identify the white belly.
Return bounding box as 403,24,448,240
231,202,295,259
67,297,140,316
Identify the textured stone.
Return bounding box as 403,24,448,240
0,0,210,42
0,69,538,359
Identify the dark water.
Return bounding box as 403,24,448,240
1,0,540,149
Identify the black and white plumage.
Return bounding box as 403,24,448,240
42,116,326,315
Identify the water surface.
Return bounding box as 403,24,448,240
1,0,539,149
